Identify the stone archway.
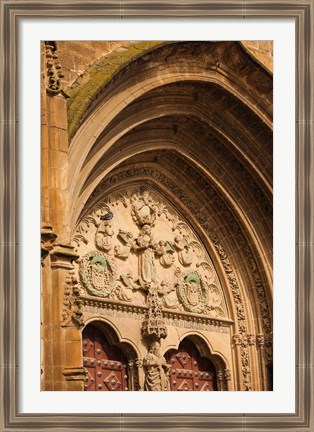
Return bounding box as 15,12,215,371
41,41,273,392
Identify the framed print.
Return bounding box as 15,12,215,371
0,1,313,431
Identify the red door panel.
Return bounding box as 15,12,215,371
82,325,129,391
166,339,217,391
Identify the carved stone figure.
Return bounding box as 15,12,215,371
131,190,158,226
155,240,175,267
143,341,171,391
157,281,180,309
95,213,114,252
174,235,193,266
114,230,135,259
135,224,158,285
115,273,145,304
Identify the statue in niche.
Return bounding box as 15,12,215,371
143,341,171,391
95,213,114,252
135,224,158,285
155,240,175,267
157,281,180,309
114,230,136,259
131,190,158,226
174,235,193,266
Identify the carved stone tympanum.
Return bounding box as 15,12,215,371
72,186,228,320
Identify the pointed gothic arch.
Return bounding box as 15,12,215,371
41,40,273,391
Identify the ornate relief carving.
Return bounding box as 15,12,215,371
79,251,117,298
73,178,272,389
142,283,168,340
131,190,158,226
73,187,228,321
95,212,114,252
175,269,209,314
174,235,193,266
232,334,242,345
44,42,66,96
61,271,84,327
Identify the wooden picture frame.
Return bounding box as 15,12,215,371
0,1,313,431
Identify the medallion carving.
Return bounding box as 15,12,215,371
79,251,117,298
176,270,209,314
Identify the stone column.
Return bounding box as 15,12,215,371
257,334,267,390
231,334,242,390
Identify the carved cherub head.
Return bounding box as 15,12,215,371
141,224,152,235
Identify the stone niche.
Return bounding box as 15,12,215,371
72,186,229,321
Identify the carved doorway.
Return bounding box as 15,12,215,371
82,324,130,391
165,338,217,391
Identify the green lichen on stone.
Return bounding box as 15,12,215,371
67,41,167,140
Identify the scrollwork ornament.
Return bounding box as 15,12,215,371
232,334,242,345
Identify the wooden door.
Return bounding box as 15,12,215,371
82,325,129,391
165,339,217,391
